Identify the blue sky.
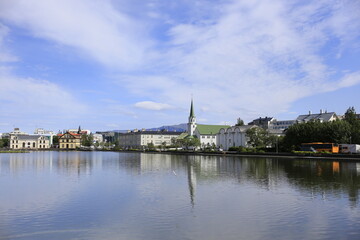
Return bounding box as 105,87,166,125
0,0,359,133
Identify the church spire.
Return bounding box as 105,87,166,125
189,98,195,118
188,98,196,136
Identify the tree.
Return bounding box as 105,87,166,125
160,141,167,150
246,127,271,148
344,107,357,125
81,134,94,147
147,142,155,150
0,138,9,148
52,136,59,147
343,107,360,144
177,137,201,149
235,118,245,126
282,120,352,151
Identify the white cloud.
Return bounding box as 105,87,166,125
134,101,173,111
0,67,87,117
0,23,18,62
0,0,360,127
0,0,153,70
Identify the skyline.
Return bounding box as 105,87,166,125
0,0,360,133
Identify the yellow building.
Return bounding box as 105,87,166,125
58,132,81,149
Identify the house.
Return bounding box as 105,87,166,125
217,125,258,150
296,110,338,123
9,134,51,149
58,131,81,149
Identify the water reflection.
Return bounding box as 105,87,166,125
1,153,360,207
1,152,360,239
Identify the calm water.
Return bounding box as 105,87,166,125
1,152,360,240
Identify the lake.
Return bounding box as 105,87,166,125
1,151,360,240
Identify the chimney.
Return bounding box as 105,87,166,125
320,109,323,114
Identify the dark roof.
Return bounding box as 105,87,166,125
296,112,336,122
14,135,44,140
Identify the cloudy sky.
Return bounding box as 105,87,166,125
0,0,359,133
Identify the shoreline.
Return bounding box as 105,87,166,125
1,148,360,161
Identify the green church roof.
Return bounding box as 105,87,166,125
196,124,230,135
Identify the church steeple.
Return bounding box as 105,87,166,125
189,99,195,118
188,98,197,136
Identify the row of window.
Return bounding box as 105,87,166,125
202,136,216,139
12,144,48,148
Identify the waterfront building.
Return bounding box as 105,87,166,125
186,99,230,147
217,125,258,150
118,129,182,149
58,131,81,149
9,134,51,149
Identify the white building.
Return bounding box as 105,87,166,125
10,135,51,149
217,125,258,150
118,130,182,149
187,99,230,147
93,133,104,143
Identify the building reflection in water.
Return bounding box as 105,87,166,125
1,152,360,207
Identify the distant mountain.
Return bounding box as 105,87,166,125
110,123,187,133
147,123,187,132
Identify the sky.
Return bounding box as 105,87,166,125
0,0,359,133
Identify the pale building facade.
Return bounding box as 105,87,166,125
217,125,257,150
118,130,182,149
10,135,51,149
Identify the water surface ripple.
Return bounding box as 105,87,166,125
1,152,360,240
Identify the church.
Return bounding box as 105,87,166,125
187,99,230,148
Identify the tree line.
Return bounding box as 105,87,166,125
282,107,360,151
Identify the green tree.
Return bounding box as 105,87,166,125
147,142,155,150
0,138,9,148
344,107,357,125
246,127,271,148
52,135,59,147
283,120,352,151
235,118,245,126
81,134,94,147
177,137,201,149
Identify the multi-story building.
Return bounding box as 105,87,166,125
269,120,296,131
9,135,51,149
296,110,338,123
58,131,81,149
118,130,182,149
248,117,275,129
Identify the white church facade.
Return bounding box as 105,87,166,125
187,100,230,148
217,125,258,150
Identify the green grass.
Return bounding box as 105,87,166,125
0,150,30,153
